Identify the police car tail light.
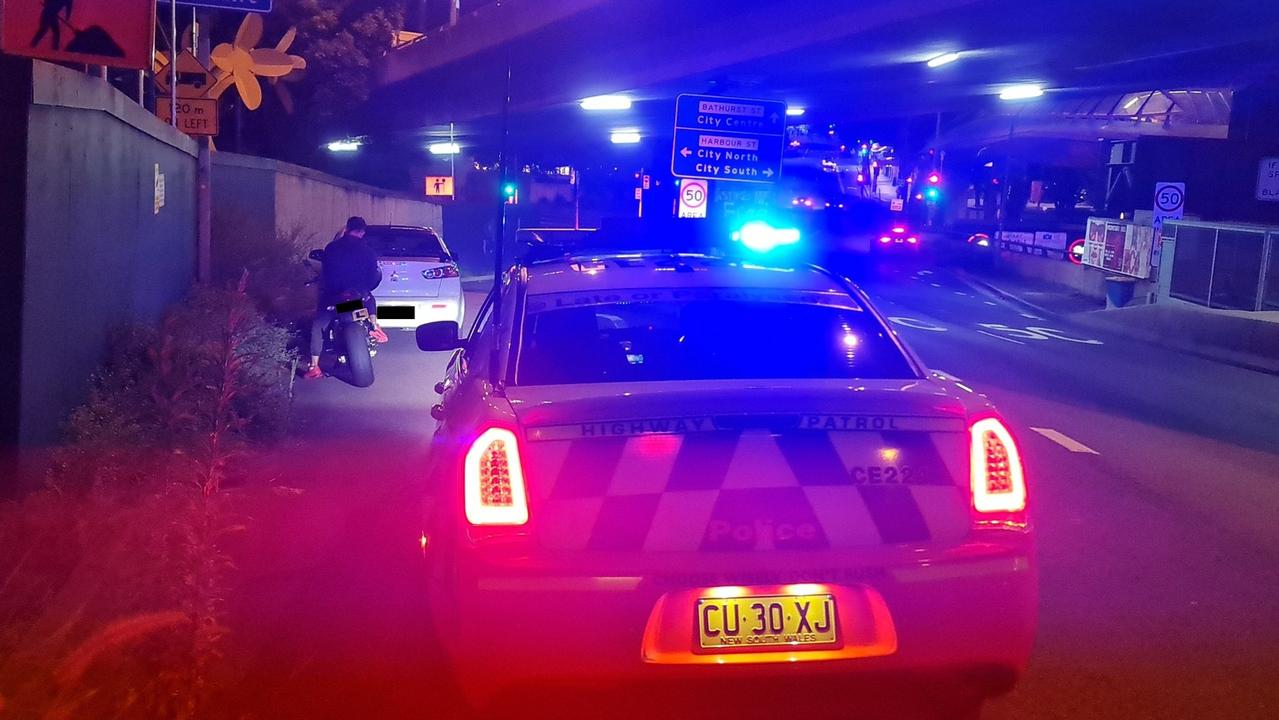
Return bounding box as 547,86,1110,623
969,418,1026,514
464,428,529,526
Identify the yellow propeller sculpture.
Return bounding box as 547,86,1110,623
209,13,306,111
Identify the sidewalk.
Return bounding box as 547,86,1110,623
959,269,1279,376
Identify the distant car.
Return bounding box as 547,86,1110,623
966,232,994,251
364,225,464,329
874,223,921,252
414,228,1036,716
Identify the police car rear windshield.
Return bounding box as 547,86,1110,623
517,289,914,384
364,227,449,260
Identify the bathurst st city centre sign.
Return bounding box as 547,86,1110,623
671,94,787,184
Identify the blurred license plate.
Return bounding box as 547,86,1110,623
378,306,415,320
696,594,837,650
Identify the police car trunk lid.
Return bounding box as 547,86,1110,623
507,380,973,553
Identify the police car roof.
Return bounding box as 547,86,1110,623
523,253,851,295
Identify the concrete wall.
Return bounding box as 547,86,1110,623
17,62,198,447
212,153,443,250
991,251,1159,305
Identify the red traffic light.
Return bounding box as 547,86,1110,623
927,173,942,184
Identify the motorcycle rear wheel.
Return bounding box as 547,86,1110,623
342,322,375,388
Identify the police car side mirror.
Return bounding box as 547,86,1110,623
307,249,324,262
417,321,465,352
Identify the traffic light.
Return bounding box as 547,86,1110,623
502,182,518,204
927,172,942,185
924,186,941,201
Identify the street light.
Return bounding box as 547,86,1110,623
926,52,962,68
999,84,1045,101
580,94,633,111
326,139,361,152
428,142,461,155
610,129,642,144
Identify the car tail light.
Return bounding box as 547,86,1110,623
906,236,919,244
879,236,892,244
892,226,906,234
464,428,529,526
423,264,461,280
969,418,1026,513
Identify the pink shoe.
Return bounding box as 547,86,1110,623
370,326,389,344
303,365,324,379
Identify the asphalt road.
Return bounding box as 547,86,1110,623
222,270,1279,719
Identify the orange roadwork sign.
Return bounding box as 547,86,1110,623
2,0,155,70
425,176,455,197
157,97,220,137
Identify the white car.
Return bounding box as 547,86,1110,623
412,228,1036,717
365,225,465,329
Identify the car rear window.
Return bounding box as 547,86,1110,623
364,228,449,259
516,289,915,385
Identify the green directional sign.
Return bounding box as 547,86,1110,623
671,94,787,184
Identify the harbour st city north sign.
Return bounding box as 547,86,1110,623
671,94,786,184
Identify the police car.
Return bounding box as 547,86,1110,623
415,223,1035,715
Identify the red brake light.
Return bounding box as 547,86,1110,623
879,236,892,244
906,236,919,244
464,428,529,525
892,226,906,233
969,418,1026,513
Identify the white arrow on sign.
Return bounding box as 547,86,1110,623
680,147,692,158
763,168,775,178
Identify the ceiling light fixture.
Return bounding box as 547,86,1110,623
610,129,642,144
580,94,633,111
926,52,962,68
999,84,1045,101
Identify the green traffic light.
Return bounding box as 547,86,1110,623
503,183,517,197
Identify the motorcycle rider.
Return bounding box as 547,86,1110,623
304,216,389,379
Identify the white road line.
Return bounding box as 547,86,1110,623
1030,427,1100,454
930,283,942,288
977,329,1024,344
984,301,998,306
1020,313,1044,320
954,291,969,296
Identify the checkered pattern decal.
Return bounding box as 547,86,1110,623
528,429,969,552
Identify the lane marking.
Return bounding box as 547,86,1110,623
1030,427,1100,454
954,291,969,296
889,316,948,332
930,283,943,288
1021,313,1043,320
978,329,1024,344
984,301,998,306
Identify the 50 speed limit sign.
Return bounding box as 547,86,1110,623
678,178,709,218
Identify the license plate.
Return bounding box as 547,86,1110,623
335,299,365,313
696,594,838,650
378,305,415,320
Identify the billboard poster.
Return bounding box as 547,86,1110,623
2,0,155,70
1084,218,1155,279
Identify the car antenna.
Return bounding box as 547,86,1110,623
489,51,513,395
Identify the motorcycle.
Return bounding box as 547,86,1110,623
307,249,378,388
